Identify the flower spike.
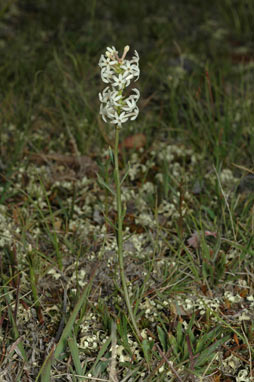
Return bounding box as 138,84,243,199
98,46,140,128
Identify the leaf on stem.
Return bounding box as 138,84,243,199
96,173,116,196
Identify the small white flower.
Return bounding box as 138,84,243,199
105,46,118,58
122,98,136,112
122,90,140,112
98,54,117,69
98,86,111,103
110,90,122,106
100,66,114,83
121,60,140,81
126,106,139,121
110,111,129,126
112,73,130,89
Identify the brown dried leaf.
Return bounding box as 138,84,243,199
187,230,217,249
187,231,200,249
120,133,146,150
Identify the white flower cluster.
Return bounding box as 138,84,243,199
98,46,140,127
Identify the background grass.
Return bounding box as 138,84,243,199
1,0,254,381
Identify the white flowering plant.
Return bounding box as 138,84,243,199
98,46,141,339
98,45,140,128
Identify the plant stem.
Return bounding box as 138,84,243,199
114,127,140,338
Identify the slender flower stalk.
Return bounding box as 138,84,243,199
114,128,140,337
98,46,140,337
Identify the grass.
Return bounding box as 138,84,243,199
1,0,254,381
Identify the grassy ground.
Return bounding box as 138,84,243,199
1,1,254,381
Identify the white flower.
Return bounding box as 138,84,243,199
98,54,117,69
121,60,140,81
110,90,122,106
98,45,140,127
100,66,114,83
112,73,130,89
105,46,118,58
122,89,140,112
126,106,139,120
113,111,129,125
100,103,110,123
98,86,111,103
122,98,136,112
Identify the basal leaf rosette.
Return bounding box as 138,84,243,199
98,46,140,128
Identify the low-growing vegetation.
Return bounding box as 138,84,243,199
0,1,254,381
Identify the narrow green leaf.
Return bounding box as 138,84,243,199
36,345,55,382
108,146,114,165
96,173,115,196
89,336,112,374
103,213,117,231
68,336,84,379
120,162,130,186
168,332,179,358
188,328,195,345
195,334,230,368
196,327,221,353
187,314,195,331
141,339,154,363
240,236,253,262
157,326,167,352
116,315,132,354
4,288,28,362
183,339,189,361
176,321,183,348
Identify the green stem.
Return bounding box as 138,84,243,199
114,127,140,338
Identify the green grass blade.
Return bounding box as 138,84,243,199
4,288,28,362
194,334,231,368
157,326,167,352
37,346,55,382
196,327,221,353
68,336,84,379
89,335,112,374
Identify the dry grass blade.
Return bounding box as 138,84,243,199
232,163,254,175
109,321,118,382
155,343,184,382
213,165,236,241
241,328,253,379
